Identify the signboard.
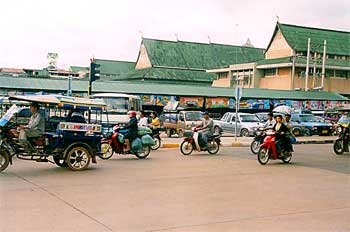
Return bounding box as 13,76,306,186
59,122,101,133
179,97,204,108
205,97,229,108
235,86,242,101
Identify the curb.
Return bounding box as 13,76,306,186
161,140,335,148
296,140,334,145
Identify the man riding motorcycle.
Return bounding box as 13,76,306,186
196,111,214,148
264,112,275,128
338,110,349,152
123,110,138,151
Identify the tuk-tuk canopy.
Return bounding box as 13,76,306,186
8,94,106,111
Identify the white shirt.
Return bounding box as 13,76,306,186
138,117,148,127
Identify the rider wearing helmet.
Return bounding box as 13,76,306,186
124,110,138,151
273,114,291,156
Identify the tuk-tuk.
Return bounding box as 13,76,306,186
0,94,107,172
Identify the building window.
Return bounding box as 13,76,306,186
335,70,349,78
218,72,228,79
264,68,277,76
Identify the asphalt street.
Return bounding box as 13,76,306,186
0,144,349,232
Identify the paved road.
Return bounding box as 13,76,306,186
1,144,349,232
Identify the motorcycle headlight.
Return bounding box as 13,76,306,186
337,127,342,133
255,131,261,136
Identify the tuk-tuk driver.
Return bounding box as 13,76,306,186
18,102,45,143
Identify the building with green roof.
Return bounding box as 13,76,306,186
124,38,265,85
211,22,350,95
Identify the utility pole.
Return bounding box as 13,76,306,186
305,38,311,91
291,52,296,90
321,40,327,90
312,52,317,89
67,75,72,96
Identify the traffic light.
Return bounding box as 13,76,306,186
89,61,101,82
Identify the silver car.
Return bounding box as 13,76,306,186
213,112,262,137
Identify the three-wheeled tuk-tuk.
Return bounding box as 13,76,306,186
0,94,107,172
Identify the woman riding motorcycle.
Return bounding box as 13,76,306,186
273,114,291,156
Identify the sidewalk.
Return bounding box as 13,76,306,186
160,133,337,148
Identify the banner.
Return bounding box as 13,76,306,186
205,97,229,108
179,97,204,108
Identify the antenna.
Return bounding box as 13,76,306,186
139,30,143,38
174,33,179,41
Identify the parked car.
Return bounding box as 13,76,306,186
160,110,203,137
290,114,333,136
213,112,261,137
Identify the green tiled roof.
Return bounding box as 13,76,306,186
122,67,216,84
69,66,89,72
93,59,135,78
143,38,265,70
277,23,350,56
256,56,350,68
0,76,347,101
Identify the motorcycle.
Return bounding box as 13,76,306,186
333,122,350,155
180,128,221,155
257,129,293,165
250,128,266,155
99,125,153,160
150,128,161,150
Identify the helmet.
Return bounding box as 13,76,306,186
127,110,137,117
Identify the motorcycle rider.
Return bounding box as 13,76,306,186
264,112,275,128
124,110,138,151
338,110,349,152
197,111,214,148
273,114,291,156
149,111,161,135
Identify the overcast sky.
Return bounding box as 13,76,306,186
1,0,349,69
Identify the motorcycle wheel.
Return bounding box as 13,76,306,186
180,141,193,155
99,142,114,160
53,156,68,167
250,140,260,155
282,152,292,163
257,147,269,165
135,145,150,159
208,140,220,154
0,149,10,172
333,139,344,155
151,137,161,150
65,146,91,171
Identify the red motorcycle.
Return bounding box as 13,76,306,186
257,129,293,165
98,125,151,160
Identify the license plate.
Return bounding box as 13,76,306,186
322,130,328,134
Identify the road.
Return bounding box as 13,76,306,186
0,144,349,232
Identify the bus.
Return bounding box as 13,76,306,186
92,93,142,125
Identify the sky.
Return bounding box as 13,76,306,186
0,0,349,69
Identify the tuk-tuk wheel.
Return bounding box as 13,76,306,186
0,149,10,172
65,146,91,171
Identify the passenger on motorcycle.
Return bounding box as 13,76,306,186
284,113,292,130
138,111,148,128
124,110,138,151
264,112,275,128
18,102,45,144
197,112,214,147
273,114,291,156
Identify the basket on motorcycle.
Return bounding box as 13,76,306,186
137,127,152,136
131,138,143,151
141,134,156,145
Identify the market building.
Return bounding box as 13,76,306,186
118,38,265,86
210,23,350,95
